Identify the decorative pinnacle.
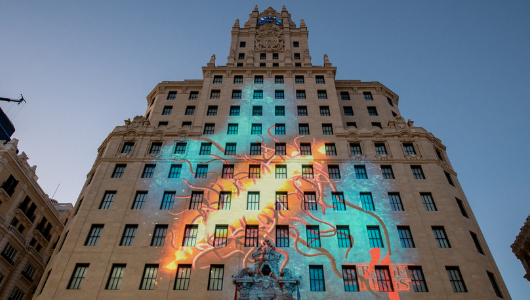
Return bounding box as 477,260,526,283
282,5,287,12
300,19,306,27
253,5,259,12
233,19,240,27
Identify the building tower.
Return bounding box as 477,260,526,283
37,6,510,300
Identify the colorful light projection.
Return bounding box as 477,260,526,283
145,82,417,298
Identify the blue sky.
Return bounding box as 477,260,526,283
1,0,529,298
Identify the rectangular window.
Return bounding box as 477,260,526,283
238,53,245,60
251,123,262,135
276,192,288,210
245,226,259,247
1,243,17,264
354,166,367,179
183,225,198,246
456,198,469,218
381,166,394,179
398,226,415,248
296,90,306,99
445,171,455,186
67,264,89,289
328,165,341,179
189,91,198,100
132,192,147,209
120,225,137,246
252,106,262,116
122,142,134,153
411,166,425,179
254,76,263,84
225,143,236,155
342,266,359,292
300,143,311,155
337,225,351,247
213,75,222,84
250,143,261,155
487,271,503,298
302,165,314,179
249,165,260,179
275,124,285,135
360,192,375,211
185,106,195,115
309,266,325,291
325,143,337,156
375,266,393,292
340,92,351,100
403,143,416,155
275,90,284,99
227,124,238,135
218,192,232,210
162,106,173,115
199,143,212,155
234,76,243,84
158,121,168,127
214,226,228,247
298,106,308,116
276,225,289,247
161,191,176,210
372,122,382,129
307,226,321,247
275,76,284,84
433,226,451,248
207,106,218,116
322,124,333,135
294,53,300,60
343,107,354,116
368,107,378,116
347,122,357,128
142,164,156,178
317,90,327,99
275,165,287,179
195,165,208,178
320,106,330,116
230,106,240,116
150,142,162,154
388,193,404,211
222,164,234,179
208,265,224,290
247,192,260,210
363,92,373,100
240,42,246,47
421,193,437,211
167,91,177,100
436,149,445,161
273,53,278,60
260,63,266,67
470,232,484,254
293,41,299,47
275,143,286,155
275,105,285,116
349,143,362,155
174,142,187,154
203,124,215,134
299,124,310,135
85,225,104,246
295,76,304,84
140,265,158,290
333,192,346,211
174,265,192,290
99,191,116,210
446,267,467,292
387,97,394,106
315,76,325,84
374,143,387,155
304,192,317,211
231,90,242,99
367,226,384,248
189,192,203,210
151,225,167,246
408,266,428,292
168,164,182,178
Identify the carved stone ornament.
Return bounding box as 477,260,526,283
255,24,284,52
372,131,385,142
346,131,360,142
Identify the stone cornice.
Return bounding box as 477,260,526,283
512,214,530,257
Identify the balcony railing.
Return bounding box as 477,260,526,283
8,225,26,245
26,246,43,263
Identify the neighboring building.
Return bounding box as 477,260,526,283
0,138,68,299
512,215,530,281
37,6,510,300
0,107,15,144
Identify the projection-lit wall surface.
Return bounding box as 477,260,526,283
36,6,510,300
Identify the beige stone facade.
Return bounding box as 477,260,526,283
36,6,510,300
0,138,69,300
512,215,530,281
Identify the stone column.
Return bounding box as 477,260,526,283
24,210,42,242
4,186,26,223
0,254,28,300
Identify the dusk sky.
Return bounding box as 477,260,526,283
1,0,529,298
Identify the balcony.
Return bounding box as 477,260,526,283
8,225,26,245
26,246,43,264
16,208,36,224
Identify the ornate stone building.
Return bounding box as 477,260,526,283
36,6,509,300
0,138,70,300
512,215,530,281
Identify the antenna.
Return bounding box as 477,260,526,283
52,183,60,199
